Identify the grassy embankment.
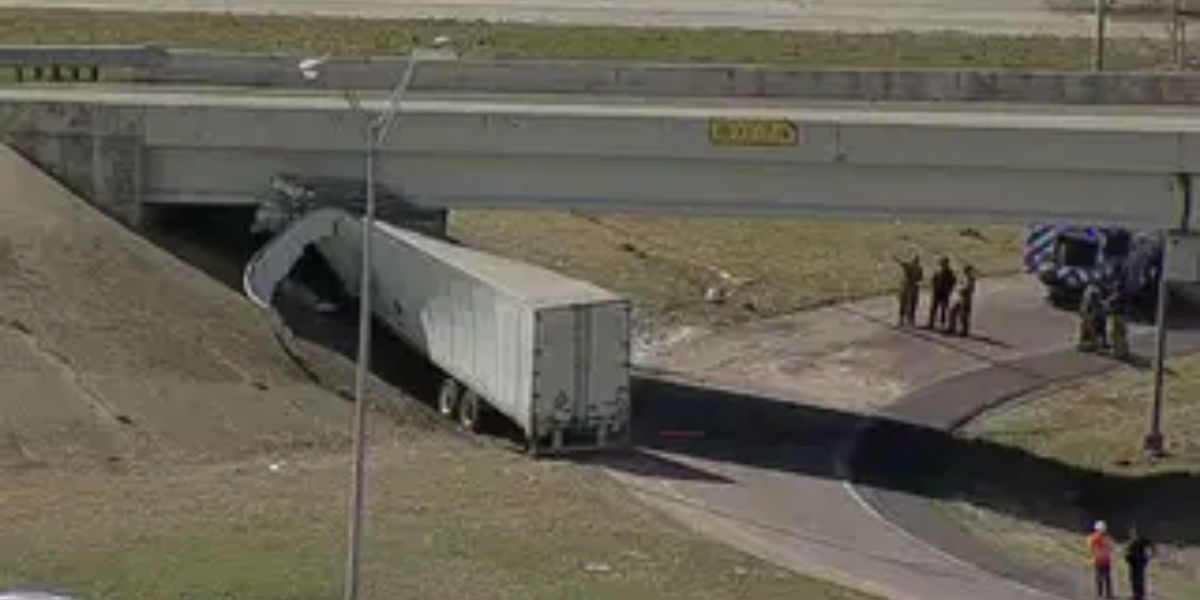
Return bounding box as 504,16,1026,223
941,355,1200,599
0,432,880,600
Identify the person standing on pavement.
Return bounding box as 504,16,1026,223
892,253,922,327
1078,281,1107,352
1088,520,1115,599
928,256,956,330
948,264,976,337
1125,524,1155,600
1105,263,1130,360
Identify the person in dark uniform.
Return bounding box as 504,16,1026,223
948,264,976,336
928,257,957,330
1125,524,1155,600
1078,281,1107,352
1105,262,1130,360
893,254,923,327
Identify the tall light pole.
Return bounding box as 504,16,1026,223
1147,176,1195,457
1146,229,1170,457
299,35,456,600
1173,0,1188,70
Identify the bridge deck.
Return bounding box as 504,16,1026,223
4,85,1200,131
1,85,1197,228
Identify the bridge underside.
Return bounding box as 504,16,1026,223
152,148,1181,226
1,87,1197,229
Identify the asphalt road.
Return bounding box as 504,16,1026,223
0,0,1172,37
618,276,1110,600
855,323,1200,600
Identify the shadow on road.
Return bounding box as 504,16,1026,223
583,449,735,484
632,373,1200,548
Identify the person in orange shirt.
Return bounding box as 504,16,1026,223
1088,520,1115,598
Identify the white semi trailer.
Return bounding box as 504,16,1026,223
244,208,632,454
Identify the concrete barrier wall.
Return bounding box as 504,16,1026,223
4,46,1200,104
148,51,1200,104
0,44,167,67
1046,0,1200,15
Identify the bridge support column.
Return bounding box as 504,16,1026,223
88,135,145,227
84,102,145,227
2,102,146,227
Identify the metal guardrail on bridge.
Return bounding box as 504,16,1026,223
6,45,1200,105
147,51,1200,105
0,44,168,82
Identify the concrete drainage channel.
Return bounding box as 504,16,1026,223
847,329,1200,600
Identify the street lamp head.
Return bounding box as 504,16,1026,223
297,56,329,82
413,35,458,61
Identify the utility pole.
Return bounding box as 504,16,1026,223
1146,174,1193,457
1145,230,1170,457
1095,0,1108,71
1174,0,1188,70
298,36,456,600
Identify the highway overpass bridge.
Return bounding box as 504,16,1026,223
1,52,1199,230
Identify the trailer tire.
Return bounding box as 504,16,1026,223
437,378,461,419
458,390,483,434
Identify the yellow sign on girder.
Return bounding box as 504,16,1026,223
708,118,799,147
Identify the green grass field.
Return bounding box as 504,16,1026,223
940,355,1200,599
0,434,875,600
0,7,1177,69
451,212,1020,327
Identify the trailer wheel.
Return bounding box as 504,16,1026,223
458,390,483,434
437,378,461,419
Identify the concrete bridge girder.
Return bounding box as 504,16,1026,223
0,89,1197,230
